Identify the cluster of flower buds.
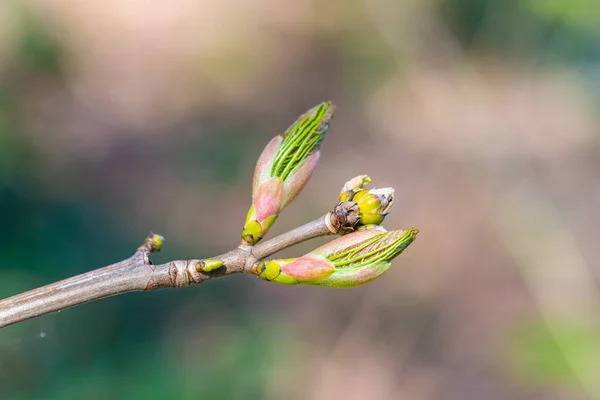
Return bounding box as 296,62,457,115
234,101,418,287
241,102,335,245
251,228,419,287
339,175,394,228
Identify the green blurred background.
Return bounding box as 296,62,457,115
1,0,600,399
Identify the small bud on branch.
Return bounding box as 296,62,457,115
143,232,165,252
196,259,225,272
338,175,394,228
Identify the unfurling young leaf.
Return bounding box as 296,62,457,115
242,102,335,245
252,228,418,287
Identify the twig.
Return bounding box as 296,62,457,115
0,101,410,330
0,208,354,329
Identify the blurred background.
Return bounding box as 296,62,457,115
1,0,599,399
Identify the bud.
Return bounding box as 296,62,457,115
353,187,394,225
242,102,335,245
143,232,165,252
254,257,335,285
338,176,394,227
339,175,371,202
196,259,224,272
252,228,418,287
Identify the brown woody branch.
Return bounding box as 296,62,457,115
0,203,359,329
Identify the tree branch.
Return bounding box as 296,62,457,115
0,206,358,329
0,101,406,329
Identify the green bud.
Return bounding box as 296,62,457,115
255,259,306,285
144,232,165,252
270,102,333,181
314,228,418,287
252,228,418,288
353,187,394,226
196,259,224,272
325,228,417,268
242,102,335,245
337,176,394,227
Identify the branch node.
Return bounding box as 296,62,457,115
325,212,337,234
238,242,253,252
169,260,203,288
145,277,159,291
328,202,361,234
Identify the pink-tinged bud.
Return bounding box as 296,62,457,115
253,228,419,287
281,255,335,282
253,135,282,196
319,261,392,288
242,177,284,245
242,102,335,245
312,228,418,287
253,177,285,221
252,256,336,285
311,228,386,257
282,151,320,207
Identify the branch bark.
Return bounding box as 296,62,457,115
0,207,357,329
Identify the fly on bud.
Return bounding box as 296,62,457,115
338,176,394,227
252,227,418,287
242,102,335,245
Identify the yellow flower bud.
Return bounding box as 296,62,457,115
353,187,394,226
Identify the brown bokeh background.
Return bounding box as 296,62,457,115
1,1,600,399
